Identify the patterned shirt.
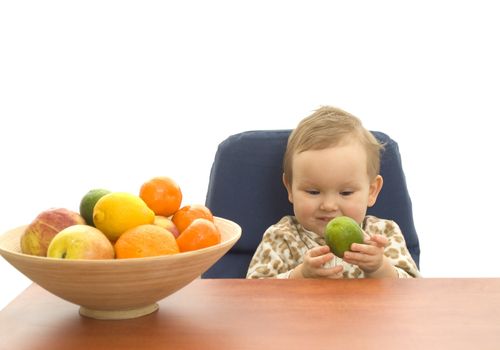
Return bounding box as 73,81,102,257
246,215,421,279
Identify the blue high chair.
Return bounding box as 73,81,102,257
203,130,420,278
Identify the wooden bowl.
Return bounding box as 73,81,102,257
0,217,241,320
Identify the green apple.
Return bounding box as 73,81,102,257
47,224,114,259
21,208,86,256
324,216,365,258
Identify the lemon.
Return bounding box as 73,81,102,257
324,216,364,258
93,192,155,241
79,188,111,226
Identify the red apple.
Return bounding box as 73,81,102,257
20,208,86,256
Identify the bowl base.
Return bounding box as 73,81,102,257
79,303,159,320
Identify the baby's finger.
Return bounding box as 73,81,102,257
350,242,372,254
343,250,368,263
308,245,331,257
310,252,334,268
364,234,388,247
324,265,344,279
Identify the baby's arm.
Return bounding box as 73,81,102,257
247,218,344,279
246,225,295,279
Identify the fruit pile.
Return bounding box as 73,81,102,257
20,176,221,260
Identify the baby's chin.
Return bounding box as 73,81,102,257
303,224,326,237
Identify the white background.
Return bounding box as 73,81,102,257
1,1,499,310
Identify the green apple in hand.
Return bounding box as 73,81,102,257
47,225,114,259
324,216,365,258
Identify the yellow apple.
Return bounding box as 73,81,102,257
47,225,114,259
153,215,180,238
21,208,86,256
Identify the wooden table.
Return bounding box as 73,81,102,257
1,278,499,350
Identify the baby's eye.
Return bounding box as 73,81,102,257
306,190,320,195
340,191,354,196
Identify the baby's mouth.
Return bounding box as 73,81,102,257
317,216,335,224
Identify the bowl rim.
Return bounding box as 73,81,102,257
0,216,241,264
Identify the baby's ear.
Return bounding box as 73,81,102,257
367,175,383,207
282,173,293,203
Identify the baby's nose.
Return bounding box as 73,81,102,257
320,195,338,211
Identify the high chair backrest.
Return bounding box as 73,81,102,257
203,130,420,278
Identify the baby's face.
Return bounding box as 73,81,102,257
284,141,380,236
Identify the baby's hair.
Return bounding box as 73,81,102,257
283,106,384,185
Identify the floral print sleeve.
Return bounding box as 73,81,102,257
246,216,313,279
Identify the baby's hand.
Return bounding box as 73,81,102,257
297,246,343,279
342,234,388,274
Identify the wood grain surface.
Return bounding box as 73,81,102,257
1,278,499,350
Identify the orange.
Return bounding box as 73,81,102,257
139,176,182,217
172,204,214,234
114,224,180,259
176,218,221,252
